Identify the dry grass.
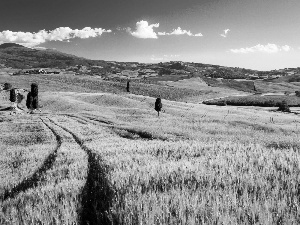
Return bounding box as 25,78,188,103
1,76,300,224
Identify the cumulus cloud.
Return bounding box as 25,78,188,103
158,27,202,37
220,29,230,38
230,43,291,54
129,20,159,39
281,45,291,52
194,33,203,37
0,27,111,47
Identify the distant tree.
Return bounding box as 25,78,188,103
158,68,172,76
169,62,185,70
155,98,162,116
31,83,39,110
126,81,130,92
10,88,17,103
26,92,33,110
253,84,257,92
295,91,300,97
278,100,290,112
31,83,38,98
3,83,12,90
26,83,39,111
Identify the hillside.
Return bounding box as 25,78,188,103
1,74,300,224
0,43,107,69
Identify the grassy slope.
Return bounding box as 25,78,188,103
1,75,300,224
254,80,300,93
160,77,247,102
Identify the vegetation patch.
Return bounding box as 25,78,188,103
202,77,256,92
113,127,168,141
266,141,300,151
204,95,300,107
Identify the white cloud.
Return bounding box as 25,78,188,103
230,43,291,54
157,32,166,36
0,27,111,47
220,29,230,38
281,45,291,52
129,20,159,39
194,33,203,37
169,27,193,36
158,27,202,37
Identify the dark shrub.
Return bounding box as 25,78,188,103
278,100,290,112
155,98,162,116
17,93,24,103
26,92,33,110
295,91,300,97
4,83,12,90
31,83,38,97
217,100,227,106
10,89,17,102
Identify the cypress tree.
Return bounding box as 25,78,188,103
155,98,162,116
31,83,39,110
10,88,17,102
126,81,130,92
26,92,33,110
31,83,38,97
32,96,39,109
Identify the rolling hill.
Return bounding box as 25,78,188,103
0,43,107,69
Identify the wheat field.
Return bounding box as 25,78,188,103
1,79,300,224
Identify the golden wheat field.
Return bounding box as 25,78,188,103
1,76,300,224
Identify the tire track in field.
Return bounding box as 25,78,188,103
1,118,61,201
63,113,115,127
47,117,115,225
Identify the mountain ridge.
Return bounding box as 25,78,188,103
0,43,106,69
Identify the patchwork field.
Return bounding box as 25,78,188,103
1,75,300,224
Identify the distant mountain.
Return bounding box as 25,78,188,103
0,43,25,49
0,43,107,69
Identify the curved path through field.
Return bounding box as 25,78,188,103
1,118,62,201
47,117,115,225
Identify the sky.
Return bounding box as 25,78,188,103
1,0,300,70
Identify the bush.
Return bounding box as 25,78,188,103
295,91,300,97
10,89,17,102
217,100,227,106
4,83,12,90
278,100,290,112
17,93,24,104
